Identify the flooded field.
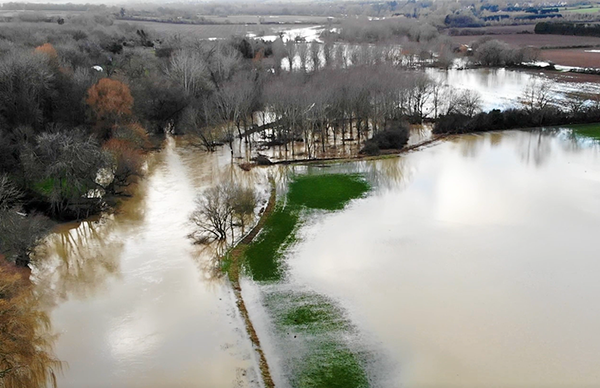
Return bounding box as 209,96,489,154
35,86,600,387
274,129,600,387
428,67,600,111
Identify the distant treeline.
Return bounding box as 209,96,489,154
535,21,600,36
514,13,562,20
1,2,96,11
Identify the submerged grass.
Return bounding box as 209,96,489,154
295,343,370,388
244,173,370,282
568,123,600,141
240,173,372,388
264,290,369,388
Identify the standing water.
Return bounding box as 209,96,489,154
280,130,600,387
33,125,600,387
34,137,267,388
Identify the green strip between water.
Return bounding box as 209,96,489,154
241,173,372,388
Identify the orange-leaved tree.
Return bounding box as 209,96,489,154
86,79,133,136
34,43,58,60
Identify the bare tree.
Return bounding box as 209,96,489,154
521,78,554,124
166,49,211,96
230,186,256,234
285,40,296,71
189,184,256,244
0,211,53,266
0,174,22,211
297,42,308,73
456,90,483,117
310,41,320,71
323,40,333,68
0,50,54,129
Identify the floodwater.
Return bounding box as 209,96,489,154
34,137,268,388
281,130,600,387
427,67,600,111
32,80,600,387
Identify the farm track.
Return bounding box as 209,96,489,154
224,178,277,388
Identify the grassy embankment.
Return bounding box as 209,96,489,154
239,173,372,388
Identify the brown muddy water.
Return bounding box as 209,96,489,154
34,137,269,388
34,128,600,388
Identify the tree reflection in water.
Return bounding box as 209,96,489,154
33,220,124,307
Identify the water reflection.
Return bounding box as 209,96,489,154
428,68,600,112
34,220,123,307
37,137,264,388
285,130,600,387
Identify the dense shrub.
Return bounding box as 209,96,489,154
360,120,409,155
434,108,600,134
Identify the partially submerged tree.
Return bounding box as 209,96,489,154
189,184,256,244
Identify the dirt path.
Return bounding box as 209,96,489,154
225,178,277,388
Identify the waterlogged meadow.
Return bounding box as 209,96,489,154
242,173,373,387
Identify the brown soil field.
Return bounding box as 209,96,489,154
544,70,600,83
198,14,332,25
452,33,600,48
541,49,600,68
448,24,535,35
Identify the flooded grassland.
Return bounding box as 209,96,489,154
34,121,600,388
277,129,600,387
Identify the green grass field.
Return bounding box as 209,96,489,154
568,123,600,140
563,6,600,13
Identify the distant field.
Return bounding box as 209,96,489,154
563,6,600,13
452,33,600,48
449,25,536,35
541,49,600,68
198,14,332,25
0,10,86,17
117,20,319,39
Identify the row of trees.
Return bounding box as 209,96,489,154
260,65,483,158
